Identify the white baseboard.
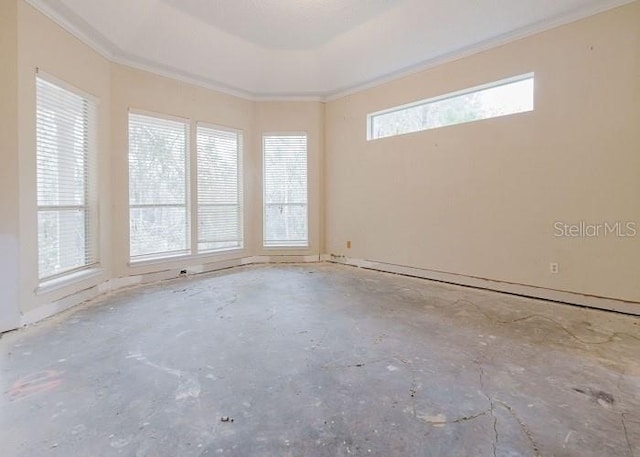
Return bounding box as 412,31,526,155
19,253,638,327
19,254,324,327
246,254,323,264
329,256,640,316
21,283,105,326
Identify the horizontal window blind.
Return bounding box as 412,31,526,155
197,125,243,252
36,76,98,280
263,134,308,247
129,113,189,259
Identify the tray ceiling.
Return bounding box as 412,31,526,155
27,0,634,99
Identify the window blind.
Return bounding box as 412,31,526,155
36,76,98,280
263,134,308,247
197,125,243,252
128,113,189,259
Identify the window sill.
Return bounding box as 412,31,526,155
262,247,311,253
128,249,246,268
263,244,310,250
37,267,105,295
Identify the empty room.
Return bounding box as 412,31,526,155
1,0,639,455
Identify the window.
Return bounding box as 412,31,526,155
368,73,534,140
128,115,244,261
36,76,98,280
128,113,189,260
197,124,243,252
263,134,308,247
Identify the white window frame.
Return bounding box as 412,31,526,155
195,122,244,254
128,110,191,262
35,71,99,282
367,72,535,141
262,132,309,249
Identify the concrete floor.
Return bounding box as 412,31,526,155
1,264,639,457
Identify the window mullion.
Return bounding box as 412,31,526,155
189,120,198,255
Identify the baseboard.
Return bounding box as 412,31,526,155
20,253,638,327
20,283,106,326
329,256,640,316
19,254,324,327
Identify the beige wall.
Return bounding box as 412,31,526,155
254,101,325,257
16,1,112,314
5,0,638,323
325,2,640,303
0,0,21,330
110,64,255,277
9,2,326,321
110,70,325,277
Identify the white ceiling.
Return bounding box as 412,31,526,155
161,0,401,49
28,0,634,100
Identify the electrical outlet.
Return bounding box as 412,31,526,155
346,241,352,249
550,262,559,274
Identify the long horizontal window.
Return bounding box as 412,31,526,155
368,73,534,140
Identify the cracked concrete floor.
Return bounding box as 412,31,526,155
1,263,639,457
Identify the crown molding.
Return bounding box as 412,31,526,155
110,52,259,101
24,0,117,59
112,52,326,102
324,0,637,101
25,0,325,102
112,51,326,102
24,0,637,103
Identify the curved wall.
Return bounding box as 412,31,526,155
13,1,325,324
4,1,639,326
